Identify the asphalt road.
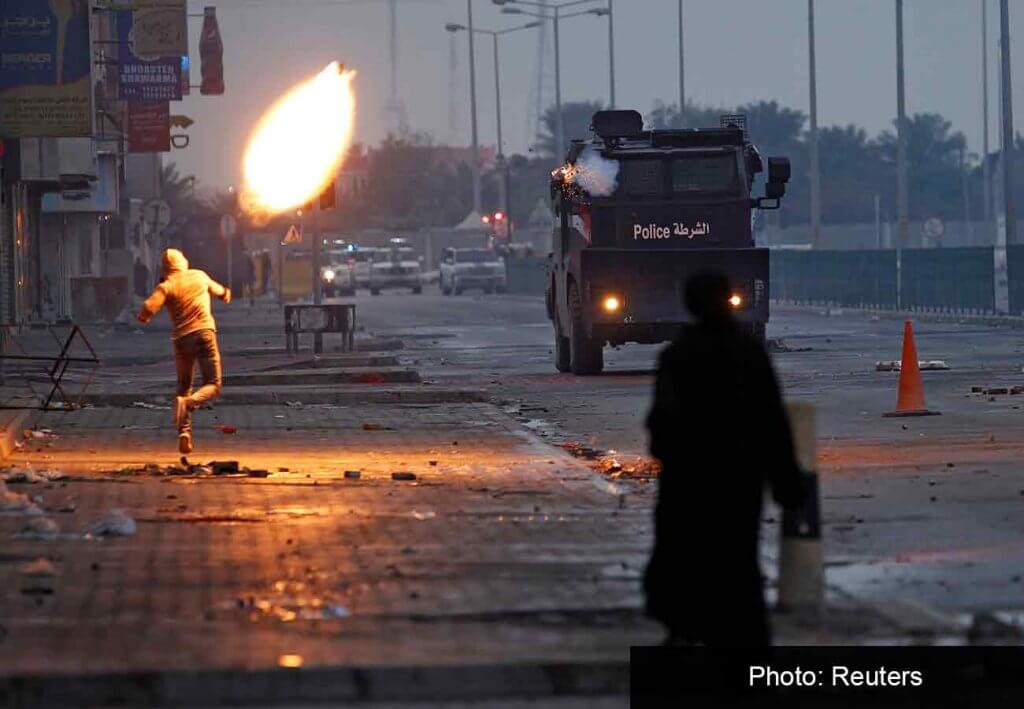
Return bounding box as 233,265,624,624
350,286,1024,619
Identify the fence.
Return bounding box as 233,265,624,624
772,246,1024,315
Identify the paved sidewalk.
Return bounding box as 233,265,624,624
0,396,942,706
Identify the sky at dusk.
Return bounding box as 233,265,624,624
173,0,1024,191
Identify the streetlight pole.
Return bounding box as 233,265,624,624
607,0,615,108
998,0,1015,246
982,0,991,232
467,0,482,215
678,0,684,118
495,0,608,160
808,0,821,248
447,20,541,239
895,0,909,249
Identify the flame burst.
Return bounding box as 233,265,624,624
241,62,356,220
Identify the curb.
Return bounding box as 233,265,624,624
773,301,1024,329
0,410,31,461
222,367,421,387
77,386,488,407
0,660,627,708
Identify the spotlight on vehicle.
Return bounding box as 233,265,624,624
323,269,335,281
601,295,622,313
728,293,743,308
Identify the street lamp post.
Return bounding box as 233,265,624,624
467,0,481,215
446,19,541,239
895,0,909,249
808,0,821,248
494,0,609,161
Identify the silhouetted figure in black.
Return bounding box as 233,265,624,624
644,271,804,646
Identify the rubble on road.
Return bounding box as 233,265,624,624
209,461,240,475
130,401,170,410
87,509,137,537
21,557,58,577
1,482,43,515
23,428,58,441
392,471,416,481
876,360,950,372
20,516,60,539
344,470,361,479
214,425,238,434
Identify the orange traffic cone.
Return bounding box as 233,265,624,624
884,321,941,417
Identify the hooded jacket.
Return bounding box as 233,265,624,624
138,249,229,339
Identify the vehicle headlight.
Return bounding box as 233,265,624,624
323,269,335,281
728,293,743,309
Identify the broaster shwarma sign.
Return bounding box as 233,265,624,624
0,0,93,138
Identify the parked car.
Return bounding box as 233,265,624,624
350,246,379,289
440,247,507,295
369,242,423,295
321,248,358,297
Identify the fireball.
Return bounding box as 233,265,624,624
241,62,356,219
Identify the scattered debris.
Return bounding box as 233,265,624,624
985,387,1009,396
768,339,813,353
876,360,950,372
1,483,43,515
428,460,438,467
391,471,417,481
20,516,60,539
215,425,238,434
130,401,170,410
209,461,240,475
23,428,58,440
362,422,386,431
278,467,290,472
246,469,269,478
1,467,42,484
21,558,57,577
344,470,361,480
411,510,436,520
284,401,303,408
87,509,137,537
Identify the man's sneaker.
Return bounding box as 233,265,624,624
178,432,193,455
174,396,189,430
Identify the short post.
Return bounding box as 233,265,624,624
778,401,824,613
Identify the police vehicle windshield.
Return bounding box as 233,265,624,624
616,153,740,197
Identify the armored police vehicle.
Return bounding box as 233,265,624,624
545,110,790,375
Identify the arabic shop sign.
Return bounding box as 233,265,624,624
0,0,93,137
117,11,182,101
131,0,188,57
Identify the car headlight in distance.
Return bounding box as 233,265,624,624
728,293,743,308
323,269,335,281
601,294,622,313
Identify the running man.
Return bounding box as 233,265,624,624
138,248,231,454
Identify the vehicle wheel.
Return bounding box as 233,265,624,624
568,283,603,375
454,285,463,296
412,286,422,294
370,288,381,296
554,310,571,373
441,284,451,295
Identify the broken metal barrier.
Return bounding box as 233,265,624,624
778,401,823,614
0,323,100,410
284,304,356,355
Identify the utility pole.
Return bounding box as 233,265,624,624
553,5,564,159
999,0,1015,246
808,0,821,248
982,0,992,231
677,0,685,119
607,0,615,108
895,0,909,248
468,0,482,214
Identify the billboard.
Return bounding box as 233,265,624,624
0,0,93,138
131,0,187,57
117,11,182,101
128,101,170,153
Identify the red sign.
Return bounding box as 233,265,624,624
128,101,170,153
